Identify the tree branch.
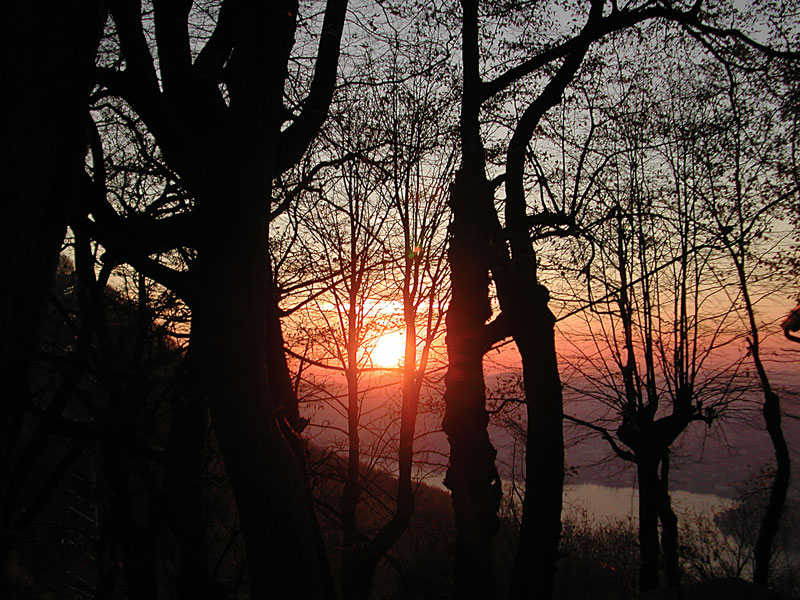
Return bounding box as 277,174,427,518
153,0,193,95
564,413,636,462
482,313,510,351
277,0,349,173
192,0,235,80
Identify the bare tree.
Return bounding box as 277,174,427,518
693,67,797,588
85,3,349,597
443,2,799,597
282,34,456,595
556,45,798,593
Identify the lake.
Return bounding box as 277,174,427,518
563,483,733,521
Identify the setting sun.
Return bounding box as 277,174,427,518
370,331,406,368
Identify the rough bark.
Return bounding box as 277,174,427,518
442,170,502,599
439,5,506,596
446,1,788,598
447,3,596,598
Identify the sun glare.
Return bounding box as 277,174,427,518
371,331,406,368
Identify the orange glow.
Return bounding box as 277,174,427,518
371,331,406,368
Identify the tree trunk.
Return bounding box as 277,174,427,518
340,322,421,600
498,23,595,598
658,453,681,590
753,387,791,586
191,187,335,600
266,288,309,466
638,459,662,593
509,295,564,600
339,264,424,600
443,170,502,599
0,2,104,573
165,359,211,600
341,364,360,547
88,267,159,598
340,359,363,597
731,253,791,588
102,438,159,598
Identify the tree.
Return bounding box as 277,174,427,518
0,2,105,581
691,67,797,588
84,103,216,597
86,2,349,597
562,155,731,592
281,32,455,595
442,1,799,597
337,54,454,597
291,99,398,595
556,41,800,593
2,238,197,597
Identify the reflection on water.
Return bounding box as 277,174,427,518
564,483,733,521
426,476,733,522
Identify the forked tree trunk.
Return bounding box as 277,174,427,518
636,453,681,593
340,252,427,600
340,320,421,600
620,421,690,595
82,3,347,597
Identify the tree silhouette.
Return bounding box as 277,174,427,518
0,3,105,580
693,69,796,589
442,1,799,597
281,36,456,594
2,1,800,597
86,2,348,597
